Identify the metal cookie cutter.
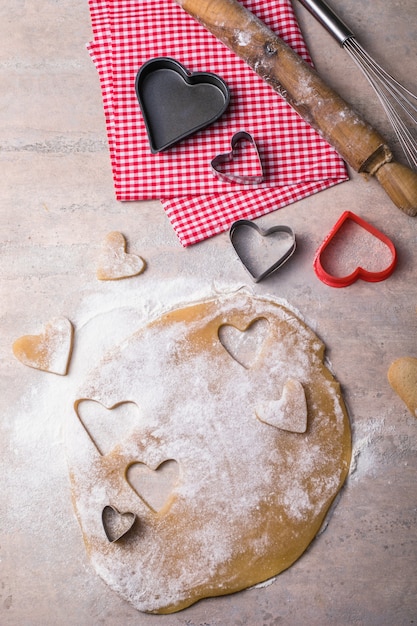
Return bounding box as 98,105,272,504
229,219,296,282
211,131,264,184
135,57,230,153
102,505,137,543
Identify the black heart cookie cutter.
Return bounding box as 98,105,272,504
229,219,297,283
135,57,230,153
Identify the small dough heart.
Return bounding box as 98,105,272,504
387,357,417,418
102,505,136,542
12,316,73,375
256,379,308,433
97,231,146,280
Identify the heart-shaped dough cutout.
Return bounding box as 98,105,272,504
388,357,417,418
230,220,296,282
102,505,136,543
75,400,142,456
126,459,179,513
218,318,269,369
97,231,146,281
314,211,397,287
256,379,308,433
211,131,264,184
12,316,73,375
136,57,230,153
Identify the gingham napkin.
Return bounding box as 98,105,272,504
87,0,348,246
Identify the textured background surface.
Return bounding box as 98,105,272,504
1,1,417,624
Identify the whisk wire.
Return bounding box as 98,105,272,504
296,0,417,170
343,37,417,169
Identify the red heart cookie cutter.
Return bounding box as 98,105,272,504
313,211,397,288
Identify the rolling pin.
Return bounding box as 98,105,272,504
174,0,417,216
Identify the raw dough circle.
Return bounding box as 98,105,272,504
67,293,351,613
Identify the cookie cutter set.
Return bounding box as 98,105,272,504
136,57,264,186
135,58,397,286
229,211,397,286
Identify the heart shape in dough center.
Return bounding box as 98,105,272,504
75,400,142,456
126,459,179,512
218,318,269,369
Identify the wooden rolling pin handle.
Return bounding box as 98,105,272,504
175,0,417,215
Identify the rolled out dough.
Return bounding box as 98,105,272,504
67,293,351,613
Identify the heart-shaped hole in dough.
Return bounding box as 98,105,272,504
218,318,269,369
126,459,179,513
256,379,308,433
75,399,142,456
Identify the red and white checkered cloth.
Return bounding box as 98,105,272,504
87,0,348,246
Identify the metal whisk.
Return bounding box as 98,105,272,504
297,0,417,170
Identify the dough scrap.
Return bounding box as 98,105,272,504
96,231,146,280
13,316,73,375
388,356,417,417
66,293,351,614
